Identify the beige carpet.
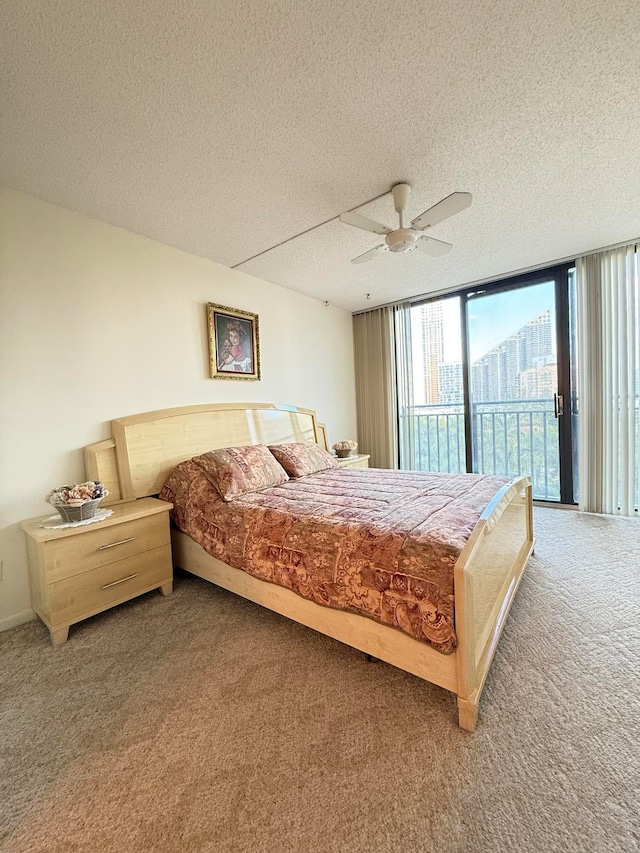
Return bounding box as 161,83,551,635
1,508,639,853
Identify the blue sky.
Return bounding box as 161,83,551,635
429,280,556,363
467,281,556,362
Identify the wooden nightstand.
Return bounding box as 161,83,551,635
20,497,173,646
335,454,370,469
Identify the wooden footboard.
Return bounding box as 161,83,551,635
453,477,534,731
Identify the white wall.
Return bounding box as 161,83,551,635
0,189,356,629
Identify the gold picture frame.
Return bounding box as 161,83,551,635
207,303,261,381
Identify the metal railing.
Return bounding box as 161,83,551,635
407,404,467,475
473,399,559,500
401,399,560,500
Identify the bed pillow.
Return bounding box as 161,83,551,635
192,444,289,501
268,442,338,478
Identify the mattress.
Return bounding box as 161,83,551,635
159,464,509,654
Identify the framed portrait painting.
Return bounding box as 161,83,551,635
207,303,261,380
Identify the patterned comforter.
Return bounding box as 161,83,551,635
159,464,509,655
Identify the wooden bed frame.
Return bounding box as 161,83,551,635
85,402,534,731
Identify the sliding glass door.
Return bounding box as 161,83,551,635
401,264,577,503
467,278,563,500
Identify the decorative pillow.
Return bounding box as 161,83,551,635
192,444,289,501
268,442,338,478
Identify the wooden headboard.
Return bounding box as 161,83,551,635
84,403,328,504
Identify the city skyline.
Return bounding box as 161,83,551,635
471,308,555,402
411,284,557,405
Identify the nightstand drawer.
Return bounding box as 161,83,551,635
342,457,369,469
335,454,370,469
45,513,170,582
49,545,172,626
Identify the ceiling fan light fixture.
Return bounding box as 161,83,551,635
386,228,418,253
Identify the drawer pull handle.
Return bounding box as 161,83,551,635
102,573,138,590
98,537,136,551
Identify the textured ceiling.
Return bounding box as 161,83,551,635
2,0,639,312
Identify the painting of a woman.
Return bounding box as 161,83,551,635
207,304,260,380
216,319,252,373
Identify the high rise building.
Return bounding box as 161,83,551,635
419,302,444,404
413,303,556,407
519,361,557,398
471,309,554,401
438,362,464,404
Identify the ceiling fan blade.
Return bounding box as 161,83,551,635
411,192,472,230
351,245,387,264
416,236,453,257
340,211,391,235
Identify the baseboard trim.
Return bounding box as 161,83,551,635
0,609,35,632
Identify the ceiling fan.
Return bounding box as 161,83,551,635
339,183,472,264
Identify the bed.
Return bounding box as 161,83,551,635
85,402,534,731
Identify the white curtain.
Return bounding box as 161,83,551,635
577,244,639,515
394,303,415,469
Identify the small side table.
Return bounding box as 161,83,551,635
335,454,370,469
20,497,173,645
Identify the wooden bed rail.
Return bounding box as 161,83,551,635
453,477,534,730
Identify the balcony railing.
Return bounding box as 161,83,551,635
407,404,467,475
473,399,560,500
401,399,560,501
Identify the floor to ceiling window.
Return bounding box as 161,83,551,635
467,278,564,500
399,264,577,503
406,295,465,473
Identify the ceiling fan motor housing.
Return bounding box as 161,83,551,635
386,228,418,253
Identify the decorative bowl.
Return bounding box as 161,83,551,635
335,448,355,458
52,497,103,523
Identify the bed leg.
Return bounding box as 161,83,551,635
457,696,479,732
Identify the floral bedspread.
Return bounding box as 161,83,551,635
159,464,509,655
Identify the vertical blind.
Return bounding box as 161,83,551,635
394,303,415,470
577,244,639,515
352,307,398,468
